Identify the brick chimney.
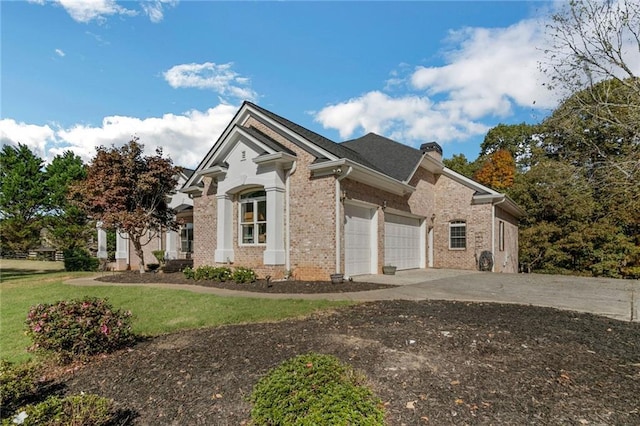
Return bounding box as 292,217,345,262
420,142,443,162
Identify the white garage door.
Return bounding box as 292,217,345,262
384,214,422,270
344,204,374,276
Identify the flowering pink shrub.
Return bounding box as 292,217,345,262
25,297,134,363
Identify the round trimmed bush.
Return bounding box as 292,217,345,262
25,297,134,363
249,353,384,425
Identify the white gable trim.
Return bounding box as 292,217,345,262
405,153,444,183
183,103,335,192
184,122,284,191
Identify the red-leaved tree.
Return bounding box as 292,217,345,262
72,139,180,272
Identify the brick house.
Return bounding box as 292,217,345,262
182,102,523,281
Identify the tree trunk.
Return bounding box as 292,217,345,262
132,239,146,273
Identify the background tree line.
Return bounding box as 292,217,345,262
443,0,640,278
0,140,179,272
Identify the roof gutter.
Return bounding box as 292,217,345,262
309,159,415,196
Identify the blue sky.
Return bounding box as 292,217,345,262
2,1,564,168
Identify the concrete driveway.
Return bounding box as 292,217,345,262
67,269,639,322
351,269,640,323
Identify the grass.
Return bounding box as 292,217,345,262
0,261,350,363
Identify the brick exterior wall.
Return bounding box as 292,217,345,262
192,177,218,268
433,174,493,270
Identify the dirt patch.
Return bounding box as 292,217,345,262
58,299,640,425
96,271,395,293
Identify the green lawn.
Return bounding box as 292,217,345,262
0,268,350,363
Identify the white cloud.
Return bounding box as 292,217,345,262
55,48,65,57
0,119,56,160
163,62,258,102
315,91,489,145
55,0,137,23
0,105,237,168
316,17,558,147
141,0,178,23
33,1,179,24
411,20,557,113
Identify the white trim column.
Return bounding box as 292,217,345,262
215,194,234,263
263,186,285,265
165,229,178,260
116,231,129,269
96,222,107,259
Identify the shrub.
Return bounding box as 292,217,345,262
152,250,165,265
232,267,256,284
249,353,384,425
0,360,42,416
183,265,232,281
62,248,99,272
1,393,116,426
195,266,232,281
183,266,195,279
25,297,135,363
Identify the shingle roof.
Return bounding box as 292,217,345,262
240,125,297,156
181,167,195,179
341,133,423,182
245,101,380,172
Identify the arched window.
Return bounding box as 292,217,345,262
449,220,466,249
240,190,267,245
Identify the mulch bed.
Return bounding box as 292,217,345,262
95,271,395,293
55,274,640,426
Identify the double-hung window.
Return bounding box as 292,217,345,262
240,190,267,245
449,220,467,249
181,223,193,253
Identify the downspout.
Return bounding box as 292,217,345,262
335,166,353,274
492,197,506,272
285,161,298,274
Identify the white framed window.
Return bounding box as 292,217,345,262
240,190,267,245
498,220,505,252
449,220,466,249
181,223,193,253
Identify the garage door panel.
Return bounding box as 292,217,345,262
345,205,373,276
384,214,421,270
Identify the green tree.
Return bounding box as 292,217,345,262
516,0,640,277
442,153,480,178
0,144,47,254
72,139,180,272
509,159,596,273
44,151,93,251
480,123,540,170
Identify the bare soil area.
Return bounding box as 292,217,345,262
60,274,640,425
